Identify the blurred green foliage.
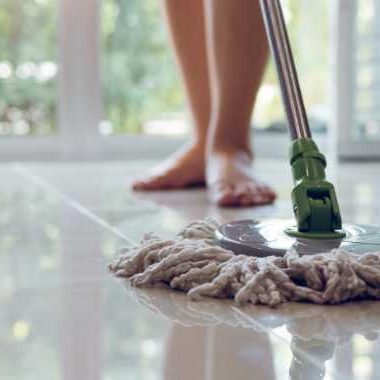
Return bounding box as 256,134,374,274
101,0,184,134
0,0,328,135
256,0,329,130
0,0,57,135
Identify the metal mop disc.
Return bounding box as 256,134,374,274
215,219,380,257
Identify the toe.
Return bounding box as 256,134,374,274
234,183,274,206
211,182,239,207
233,184,256,206
211,181,277,207
257,184,276,203
217,193,237,207
238,194,255,206
258,182,276,196
132,176,163,191
251,191,272,205
132,180,148,191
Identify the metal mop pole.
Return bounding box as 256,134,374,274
259,0,311,140
259,0,344,237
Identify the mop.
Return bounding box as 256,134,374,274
110,0,380,306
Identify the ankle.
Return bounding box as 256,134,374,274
208,142,252,159
184,138,205,161
192,135,207,150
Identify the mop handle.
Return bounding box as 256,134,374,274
259,0,311,140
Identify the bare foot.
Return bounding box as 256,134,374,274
132,144,206,191
207,150,276,207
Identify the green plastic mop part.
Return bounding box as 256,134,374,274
285,138,346,239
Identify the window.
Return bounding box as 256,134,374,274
0,0,333,160
0,0,57,136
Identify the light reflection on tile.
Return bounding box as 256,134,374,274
1,160,380,379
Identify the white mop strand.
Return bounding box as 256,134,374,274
109,218,380,307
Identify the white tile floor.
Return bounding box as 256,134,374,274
2,159,380,380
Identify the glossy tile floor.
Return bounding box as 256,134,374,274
2,159,380,380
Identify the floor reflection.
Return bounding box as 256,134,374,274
128,286,380,379
290,337,334,380
164,325,275,380
60,206,104,380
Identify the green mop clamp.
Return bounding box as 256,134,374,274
260,0,345,239
287,139,345,239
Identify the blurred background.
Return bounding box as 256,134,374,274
0,0,378,160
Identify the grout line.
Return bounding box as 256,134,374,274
13,163,138,246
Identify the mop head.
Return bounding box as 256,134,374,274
109,218,380,307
